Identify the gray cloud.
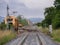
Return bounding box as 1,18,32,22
0,0,54,19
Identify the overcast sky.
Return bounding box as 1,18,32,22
0,0,55,19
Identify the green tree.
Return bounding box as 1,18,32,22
17,15,28,26
42,0,60,29
52,0,60,29
41,20,47,28
36,23,41,26
54,0,60,10
44,7,56,25
52,14,60,29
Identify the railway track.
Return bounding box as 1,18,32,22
5,25,59,45
5,31,59,45
19,32,43,45
5,32,43,45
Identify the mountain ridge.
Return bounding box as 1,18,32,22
29,18,44,23
0,16,4,23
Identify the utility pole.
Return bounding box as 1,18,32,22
7,5,9,16
6,5,10,30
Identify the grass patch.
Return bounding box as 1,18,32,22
0,30,16,45
51,29,60,42
38,27,49,34
39,27,60,42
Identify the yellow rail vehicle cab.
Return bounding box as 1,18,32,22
5,16,18,30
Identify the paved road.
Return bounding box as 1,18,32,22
5,31,59,45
